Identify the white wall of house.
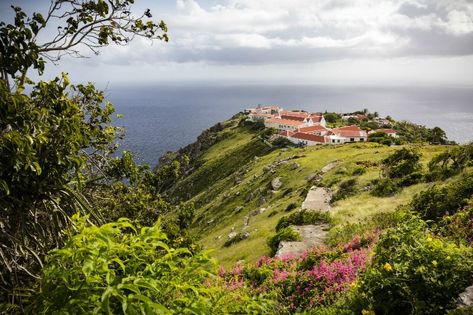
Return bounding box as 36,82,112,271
286,137,325,146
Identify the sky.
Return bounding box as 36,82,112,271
1,0,473,86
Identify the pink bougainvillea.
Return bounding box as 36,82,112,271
218,234,375,311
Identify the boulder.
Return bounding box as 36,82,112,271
458,285,473,307
250,208,267,216
234,206,243,213
227,232,237,239
271,177,283,190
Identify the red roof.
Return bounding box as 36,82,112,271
279,130,295,137
332,125,367,138
291,132,328,143
310,113,324,122
266,118,306,127
298,125,328,133
280,111,310,118
375,128,397,134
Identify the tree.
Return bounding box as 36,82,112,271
382,148,421,179
429,127,448,145
0,0,168,89
0,1,168,306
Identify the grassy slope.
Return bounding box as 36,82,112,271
175,119,450,268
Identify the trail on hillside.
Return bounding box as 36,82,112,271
276,161,338,257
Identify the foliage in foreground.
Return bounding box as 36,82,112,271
30,215,273,314
220,235,371,313
358,216,473,315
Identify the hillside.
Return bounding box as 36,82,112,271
161,114,452,267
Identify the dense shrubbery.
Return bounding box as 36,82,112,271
358,217,473,315
368,131,394,146
370,148,422,197
268,227,302,255
30,215,273,314
411,172,473,221
220,235,371,313
332,178,359,202
427,144,473,181
276,210,332,231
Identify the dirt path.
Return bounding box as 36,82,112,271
274,162,338,257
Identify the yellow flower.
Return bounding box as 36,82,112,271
383,262,393,272
446,256,451,261
432,260,438,267
426,236,433,242
362,310,375,315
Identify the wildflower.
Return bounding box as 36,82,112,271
432,260,438,267
446,256,451,261
427,236,433,242
362,310,375,315
383,262,393,272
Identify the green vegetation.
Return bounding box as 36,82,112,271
2,2,473,314
267,227,302,255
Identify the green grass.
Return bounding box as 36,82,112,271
171,121,452,267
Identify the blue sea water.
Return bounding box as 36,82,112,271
107,84,473,166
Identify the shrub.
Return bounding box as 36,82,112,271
268,227,302,255
224,232,249,247
370,178,400,197
272,137,293,148
332,178,358,202
382,148,421,179
285,202,298,212
359,217,473,315
398,171,423,187
411,172,473,221
276,210,332,232
31,215,272,314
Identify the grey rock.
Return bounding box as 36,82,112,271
458,285,473,307
291,162,300,170
271,177,283,190
243,216,250,227
234,206,243,213
250,208,267,216
228,232,237,239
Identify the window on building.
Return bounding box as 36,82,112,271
350,138,355,142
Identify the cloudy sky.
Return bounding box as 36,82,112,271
1,0,473,86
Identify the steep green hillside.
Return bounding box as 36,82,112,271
167,116,451,267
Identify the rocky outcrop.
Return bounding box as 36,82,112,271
271,177,283,190
275,224,330,257
302,187,332,212
458,285,473,307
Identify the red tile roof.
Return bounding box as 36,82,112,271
279,130,295,137
291,132,328,143
332,125,367,138
266,118,306,127
298,125,328,133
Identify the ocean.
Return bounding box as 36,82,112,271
107,84,473,166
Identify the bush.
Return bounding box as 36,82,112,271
382,148,421,179
359,217,473,315
370,178,400,197
398,171,423,187
332,178,358,202
224,232,249,247
31,215,271,314
276,210,331,232
272,136,294,148
268,227,302,255
285,202,298,212
412,172,473,221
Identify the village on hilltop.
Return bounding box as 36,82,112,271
245,105,398,146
